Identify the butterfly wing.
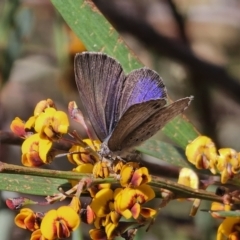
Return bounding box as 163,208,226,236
107,97,193,152
107,67,168,152
119,68,167,113
74,52,125,141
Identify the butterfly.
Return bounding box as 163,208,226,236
74,52,193,156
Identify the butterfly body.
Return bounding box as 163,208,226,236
74,52,193,157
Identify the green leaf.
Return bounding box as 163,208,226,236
210,210,240,218
136,139,192,168
0,173,67,196
162,115,200,149
51,0,142,72
51,0,199,148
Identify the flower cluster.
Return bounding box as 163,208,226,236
88,162,156,239
10,99,69,167
10,100,240,240
14,198,80,240
186,136,240,183
9,99,157,240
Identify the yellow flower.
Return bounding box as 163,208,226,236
10,117,27,138
30,229,49,240
88,183,111,198
228,232,240,240
177,168,201,215
24,116,37,132
72,163,94,174
90,219,120,240
234,153,240,174
217,217,240,240
120,162,151,187
186,137,240,183
220,167,233,184
140,207,157,218
112,159,124,174
93,161,109,178
69,196,81,213
105,221,120,239
186,136,218,174
115,185,155,219
40,206,80,239
15,208,40,231
210,202,231,219
35,107,69,140
90,188,114,218
89,228,108,240
217,148,240,183
211,202,231,212
89,222,145,240
21,133,52,166
218,148,238,171
68,139,100,165
93,209,121,229
69,164,94,188
84,139,101,152
34,99,56,116
89,187,122,238
178,168,199,190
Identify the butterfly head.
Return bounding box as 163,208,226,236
99,141,112,158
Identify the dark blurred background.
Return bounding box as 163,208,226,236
1,0,240,239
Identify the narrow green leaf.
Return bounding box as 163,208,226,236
51,0,142,72
136,139,192,168
0,173,67,196
162,115,200,149
210,211,240,218
50,0,199,148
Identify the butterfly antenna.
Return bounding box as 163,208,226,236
68,101,97,149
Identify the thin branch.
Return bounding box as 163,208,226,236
165,0,188,43
0,161,223,202
0,131,23,145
